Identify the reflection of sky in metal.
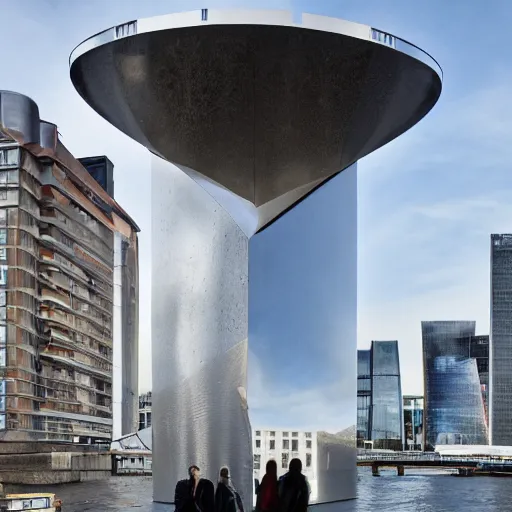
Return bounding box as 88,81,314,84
248,166,357,433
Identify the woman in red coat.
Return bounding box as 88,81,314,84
256,460,279,512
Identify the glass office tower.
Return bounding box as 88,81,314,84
469,335,489,426
422,321,489,450
490,234,512,446
370,341,403,450
403,396,423,451
357,350,371,447
357,341,403,450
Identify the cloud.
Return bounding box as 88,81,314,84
357,74,512,396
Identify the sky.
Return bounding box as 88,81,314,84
1,0,512,406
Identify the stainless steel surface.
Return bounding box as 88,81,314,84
249,165,357,503
151,156,252,507
70,9,442,231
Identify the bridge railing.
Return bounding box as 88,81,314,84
357,451,439,462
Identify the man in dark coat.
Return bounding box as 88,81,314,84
175,465,215,512
278,459,310,512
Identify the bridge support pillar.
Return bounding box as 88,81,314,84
397,465,405,476
372,463,380,477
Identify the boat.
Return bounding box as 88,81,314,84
0,493,62,511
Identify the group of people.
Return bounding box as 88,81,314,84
174,458,310,512
256,459,310,512
175,465,244,512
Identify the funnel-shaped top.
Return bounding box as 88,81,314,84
70,10,442,231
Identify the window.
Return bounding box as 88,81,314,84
0,266,7,285
0,209,6,226
306,440,312,449
0,148,19,167
0,346,5,367
0,325,5,344
269,431,275,437
0,191,6,201
283,439,289,450
254,454,261,470
255,431,261,437
7,170,18,184
292,432,298,438
147,412,152,426
269,440,275,450
305,432,312,439
306,453,312,467
281,452,289,469
292,440,298,451
255,440,260,448
282,432,289,437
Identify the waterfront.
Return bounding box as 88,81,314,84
11,468,512,511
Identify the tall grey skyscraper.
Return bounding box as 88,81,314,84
357,340,403,450
421,321,488,450
490,234,512,446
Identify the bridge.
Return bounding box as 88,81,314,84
357,452,479,476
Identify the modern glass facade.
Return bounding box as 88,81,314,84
490,234,512,446
357,350,371,447
403,396,423,451
422,321,488,450
357,341,403,450
370,341,403,450
469,335,489,426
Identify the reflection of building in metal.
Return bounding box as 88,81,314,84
403,396,423,451
0,91,139,443
138,392,152,431
357,350,371,448
70,9,442,505
357,341,403,450
253,429,317,502
490,234,512,446
422,321,488,450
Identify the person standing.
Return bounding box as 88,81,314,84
215,466,245,512
175,465,215,512
255,460,279,512
278,459,309,512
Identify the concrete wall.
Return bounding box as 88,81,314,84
0,443,110,485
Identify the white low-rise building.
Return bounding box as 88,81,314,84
253,428,318,501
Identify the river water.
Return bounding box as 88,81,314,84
13,468,512,511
